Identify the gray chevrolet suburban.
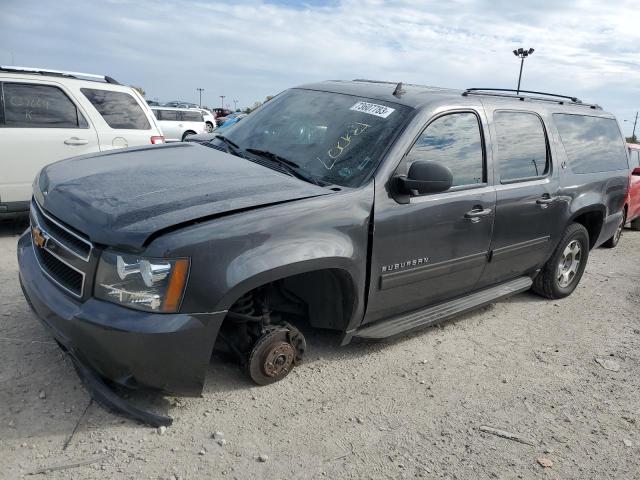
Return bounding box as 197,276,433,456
18,80,629,425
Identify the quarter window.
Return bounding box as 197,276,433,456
405,112,484,187
81,88,150,130
554,114,628,173
2,83,86,128
494,111,548,182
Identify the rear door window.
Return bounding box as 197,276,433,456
494,111,549,182
554,114,628,173
157,110,179,121
180,111,203,122
2,83,87,128
81,88,150,130
405,112,485,187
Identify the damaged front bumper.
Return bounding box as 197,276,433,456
17,232,226,423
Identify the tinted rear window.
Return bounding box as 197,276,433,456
81,88,150,130
156,110,179,121
181,111,203,122
494,111,549,182
2,83,86,128
554,114,628,173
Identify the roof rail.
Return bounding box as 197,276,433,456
0,66,120,85
463,88,601,110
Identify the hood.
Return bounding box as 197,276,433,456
37,143,330,249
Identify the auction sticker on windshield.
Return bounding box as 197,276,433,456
350,101,395,118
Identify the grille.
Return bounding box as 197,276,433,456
36,247,84,295
32,203,92,260
30,200,94,299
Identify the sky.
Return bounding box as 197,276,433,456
1,0,639,136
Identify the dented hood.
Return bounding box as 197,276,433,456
36,143,330,249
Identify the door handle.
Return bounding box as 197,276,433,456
464,207,493,222
536,196,556,207
64,137,89,146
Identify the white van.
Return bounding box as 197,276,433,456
151,107,207,142
0,66,164,218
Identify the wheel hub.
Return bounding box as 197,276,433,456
557,240,582,288
263,342,295,377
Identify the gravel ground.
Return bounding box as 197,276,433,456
0,218,639,479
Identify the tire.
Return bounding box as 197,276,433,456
205,122,214,133
602,210,625,248
630,217,640,231
182,131,196,141
532,223,590,299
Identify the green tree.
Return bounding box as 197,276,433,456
626,135,638,144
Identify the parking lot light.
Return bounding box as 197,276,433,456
513,47,535,94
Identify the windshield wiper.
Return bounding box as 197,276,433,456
245,148,323,186
214,135,242,156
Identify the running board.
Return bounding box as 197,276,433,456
355,276,532,340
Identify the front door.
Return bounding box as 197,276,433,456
365,110,496,324
477,109,563,288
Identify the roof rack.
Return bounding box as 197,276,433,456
0,66,120,85
463,88,601,110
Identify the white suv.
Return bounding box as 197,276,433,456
0,66,164,218
151,107,207,142
197,108,217,133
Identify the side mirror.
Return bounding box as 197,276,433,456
397,161,453,195
632,167,640,176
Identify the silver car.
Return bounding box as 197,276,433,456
151,107,206,142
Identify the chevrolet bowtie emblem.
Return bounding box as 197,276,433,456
32,226,48,249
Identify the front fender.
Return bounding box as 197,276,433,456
147,183,375,324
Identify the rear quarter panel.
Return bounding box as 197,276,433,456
545,113,628,247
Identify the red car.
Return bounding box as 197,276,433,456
625,143,640,228
606,143,640,247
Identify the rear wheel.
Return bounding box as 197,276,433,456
630,217,640,231
532,223,589,299
182,130,196,141
602,210,625,248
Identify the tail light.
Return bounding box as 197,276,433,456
150,136,165,144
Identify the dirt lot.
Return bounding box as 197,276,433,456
0,218,639,480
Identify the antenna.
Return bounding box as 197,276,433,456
393,82,405,97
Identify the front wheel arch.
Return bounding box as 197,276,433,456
220,266,359,332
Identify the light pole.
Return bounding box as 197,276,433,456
233,99,238,111
513,47,534,94
219,95,225,109
624,112,638,141
196,88,204,108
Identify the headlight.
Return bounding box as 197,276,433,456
95,251,190,313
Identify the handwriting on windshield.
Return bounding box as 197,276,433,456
317,122,370,170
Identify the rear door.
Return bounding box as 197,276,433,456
180,110,205,137
156,109,180,141
365,109,496,323
0,80,99,204
476,109,563,288
79,87,156,149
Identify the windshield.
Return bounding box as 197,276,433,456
218,88,412,187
